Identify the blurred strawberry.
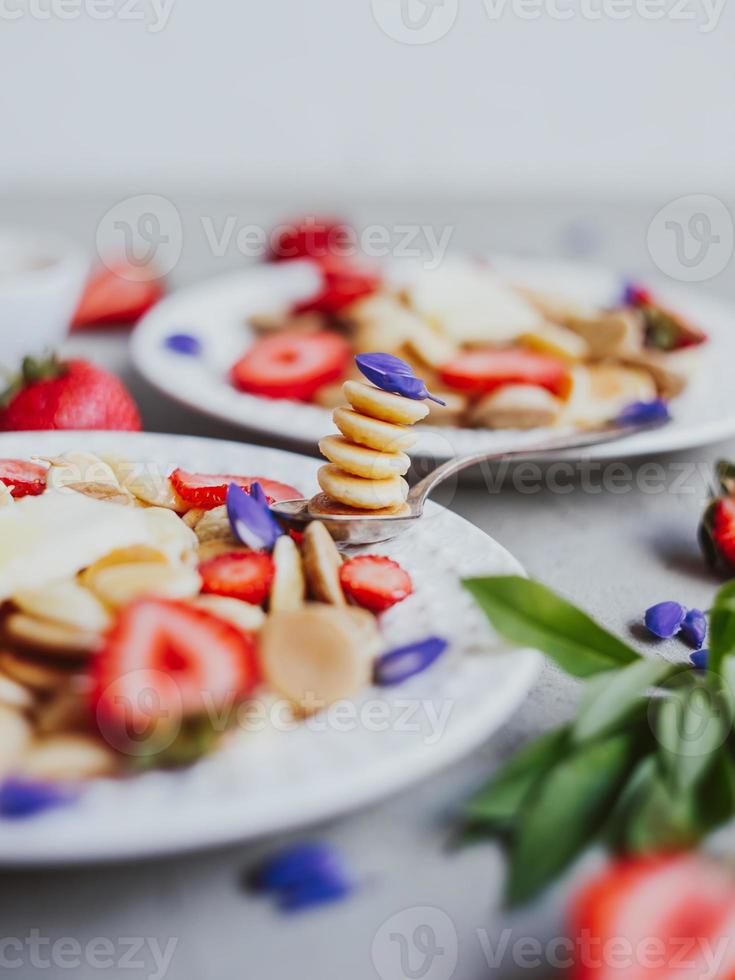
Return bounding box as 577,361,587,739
0,356,141,431
292,255,381,315
72,261,164,329
568,854,735,979
700,460,735,572
269,217,348,262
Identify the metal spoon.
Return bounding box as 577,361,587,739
270,419,668,545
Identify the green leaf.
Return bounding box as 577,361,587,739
463,577,639,678
505,733,634,905
656,686,728,793
622,769,701,853
707,581,735,675
721,654,735,716
466,728,569,830
697,749,735,833
574,658,674,743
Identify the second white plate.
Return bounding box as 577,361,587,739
131,256,735,460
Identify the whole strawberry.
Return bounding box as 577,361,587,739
699,459,735,572
0,356,141,431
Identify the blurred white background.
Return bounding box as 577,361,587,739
1,0,733,198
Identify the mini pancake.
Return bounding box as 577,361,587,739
342,380,429,426
333,407,416,453
317,464,408,511
318,435,410,480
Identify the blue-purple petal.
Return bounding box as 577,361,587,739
681,608,707,650
226,482,282,551
0,779,76,819
251,841,355,912
374,636,448,686
255,842,346,892
617,399,670,426
355,353,446,406
690,648,709,670
644,601,687,640
163,333,202,356
278,873,354,912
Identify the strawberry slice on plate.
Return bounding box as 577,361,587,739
0,459,47,497
231,331,350,402
72,262,164,329
292,256,381,316
170,469,301,510
199,552,276,605
439,347,570,397
568,854,735,979
339,555,413,613
92,597,260,745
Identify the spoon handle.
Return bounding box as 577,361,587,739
406,420,666,509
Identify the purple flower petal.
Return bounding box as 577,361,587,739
681,608,707,650
226,482,282,551
278,874,354,912
254,842,346,892
374,636,448,686
644,601,687,640
617,399,671,426
355,353,446,405
0,779,76,819
250,841,355,913
164,333,202,356
690,648,709,670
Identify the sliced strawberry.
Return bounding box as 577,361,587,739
339,555,413,613
92,597,259,744
568,853,735,980
199,552,275,605
170,469,301,511
72,262,164,329
0,459,47,497
292,256,381,315
269,217,347,261
439,348,569,397
231,331,350,402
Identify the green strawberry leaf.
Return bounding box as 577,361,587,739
463,577,639,678
574,658,674,743
708,581,735,675
716,459,735,497
656,686,728,793
505,733,634,906
622,767,701,853
466,727,569,831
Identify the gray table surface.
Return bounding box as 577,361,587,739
1,194,733,980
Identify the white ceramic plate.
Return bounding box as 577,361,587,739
0,430,539,866
131,256,735,461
